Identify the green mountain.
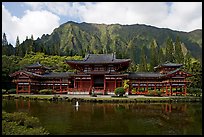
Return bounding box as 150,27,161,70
15,21,203,62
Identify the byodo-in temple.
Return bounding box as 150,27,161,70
10,53,193,96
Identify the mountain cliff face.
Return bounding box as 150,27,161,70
25,21,202,62
34,21,202,60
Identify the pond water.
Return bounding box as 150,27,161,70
2,99,202,135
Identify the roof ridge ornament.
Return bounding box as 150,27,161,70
84,54,90,61
112,52,116,61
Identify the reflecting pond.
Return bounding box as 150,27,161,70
2,99,202,135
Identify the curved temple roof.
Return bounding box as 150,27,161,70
66,53,131,64
154,61,183,70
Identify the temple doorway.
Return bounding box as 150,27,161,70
93,75,104,90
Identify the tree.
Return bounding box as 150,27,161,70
138,46,147,72
2,33,8,46
188,60,202,89
165,37,175,62
31,34,34,40
15,36,24,57
183,51,192,72
149,39,158,71
174,36,184,64
158,47,165,64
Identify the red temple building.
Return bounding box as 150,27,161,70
10,53,192,96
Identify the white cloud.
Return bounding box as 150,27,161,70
2,5,60,46
23,2,202,32
2,2,202,46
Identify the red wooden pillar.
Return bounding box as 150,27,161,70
60,78,62,94
104,77,106,95
170,84,172,96
146,82,148,93
74,78,76,89
184,84,187,96
154,83,156,92
52,79,54,93
16,83,19,94
166,84,168,96
80,77,82,92
28,83,31,94
67,79,69,91
115,78,117,89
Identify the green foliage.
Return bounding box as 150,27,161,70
187,88,202,96
2,89,7,94
2,111,49,135
187,60,202,89
123,80,129,90
114,87,125,96
165,37,175,62
174,36,184,63
147,90,162,96
149,39,158,71
39,89,53,95
138,46,148,72
7,88,16,94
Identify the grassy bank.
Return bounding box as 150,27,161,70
2,94,202,103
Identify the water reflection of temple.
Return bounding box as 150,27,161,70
15,99,31,112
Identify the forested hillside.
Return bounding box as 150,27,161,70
2,22,202,90
2,21,202,62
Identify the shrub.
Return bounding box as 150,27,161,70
2,89,7,94
39,89,52,95
2,111,49,135
114,87,125,97
7,89,16,94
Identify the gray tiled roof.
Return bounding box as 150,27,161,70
41,72,74,78
24,71,74,78
128,72,164,79
66,54,131,64
26,62,51,69
154,61,183,69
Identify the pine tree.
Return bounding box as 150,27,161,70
15,36,21,56
165,37,175,62
31,34,34,40
174,36,184,64
138,46,147,72
183,51,192,72
2,33,8,46
149,39,158,71
158,48,165,64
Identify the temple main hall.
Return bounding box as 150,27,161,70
10,53,192,96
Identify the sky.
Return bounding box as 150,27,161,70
2,2,202,46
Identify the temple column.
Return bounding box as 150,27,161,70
16,83,19,94
184,84,187,96
170,84,172,96
146,82,148,94
52,79,54,93
115,78,117,89
60,78,62,94
28,83,31,94
166,84,168,96
80,77,82,93
104,77,106,95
